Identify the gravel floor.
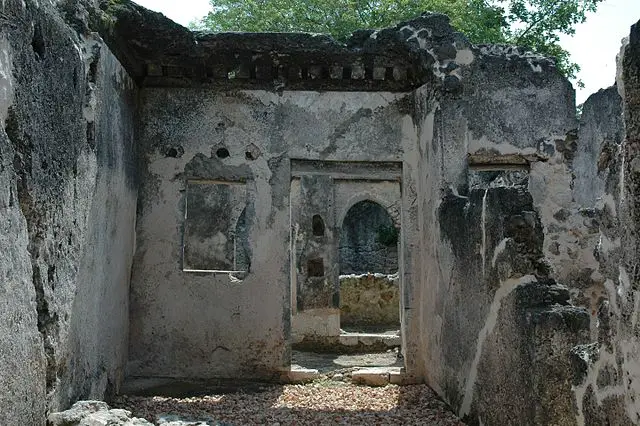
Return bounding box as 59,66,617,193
113,381,465,425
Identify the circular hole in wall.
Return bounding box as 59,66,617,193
216,147,230,159
244,143,262,161
164,145,184,158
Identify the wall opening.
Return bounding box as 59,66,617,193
215,147,230,158
339,200,400,332
182,180,249,273
339,200,398,275
312,214,325,236
234,208,251,272
307,258,325,277
288,162,404,373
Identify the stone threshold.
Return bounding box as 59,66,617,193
284,366,408,386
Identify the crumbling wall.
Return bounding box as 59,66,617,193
0,0,137,422
0,2,618,424
0,19,45,422
129,88,419,379
405,20,591,422
339,200,399,275
340,274,400,327
97,12,592,418
525,85,623,342
571,20,640,424
574,87,624,207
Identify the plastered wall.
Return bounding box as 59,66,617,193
129,89,422,379
0,0,138,422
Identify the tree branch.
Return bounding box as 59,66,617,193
514,0,561,44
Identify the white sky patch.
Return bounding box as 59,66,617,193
133,0,640,104
560,0,640,104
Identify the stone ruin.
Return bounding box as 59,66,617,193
2,0,640,424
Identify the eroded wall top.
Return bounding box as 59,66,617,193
92,0,560,94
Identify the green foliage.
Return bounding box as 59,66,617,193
504,0,601,83
195,0,506,43
194,0,602,81
376,225,399,247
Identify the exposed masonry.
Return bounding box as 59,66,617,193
3,1,640,425
459,274,537,417
339,273,400,327
567,24,640,425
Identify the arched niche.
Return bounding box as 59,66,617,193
338,200,399,275
312,214,325,237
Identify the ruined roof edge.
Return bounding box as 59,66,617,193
69,0,563,91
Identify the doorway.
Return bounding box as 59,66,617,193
288,160,405,377
338,200,400,334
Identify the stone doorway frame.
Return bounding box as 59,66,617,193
288,159,406,365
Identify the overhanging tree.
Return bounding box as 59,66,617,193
194,0,602,82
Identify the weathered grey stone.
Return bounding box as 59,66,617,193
48,400,153,426
351,367,392,386
339,274,400,326
3,1,631,425
575,87,624,207
572,19,640,424
1,0,136,422
284,366,320,383
293,174,339,312
570,343,599,386
339,201,399,275
460,282,589,425
48,400,109,425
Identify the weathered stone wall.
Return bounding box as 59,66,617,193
525,85,624,343
129,89,421,380
93,13,592,423
340,274,400,326
59,36,138,411
575,87,624,207
408,33,591,424
291,308,341,343
0,0,137,423
571,21,640,424
291,173,340,313
339,201,399,275
2,3,627,425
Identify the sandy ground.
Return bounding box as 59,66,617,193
113,381,465,425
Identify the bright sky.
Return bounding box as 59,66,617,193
560,0,640,104
135,0,640,104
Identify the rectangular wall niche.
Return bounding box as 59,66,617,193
183,180,248,273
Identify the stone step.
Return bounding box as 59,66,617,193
338,332,401,348
284,365,321,383
351,367,405,386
